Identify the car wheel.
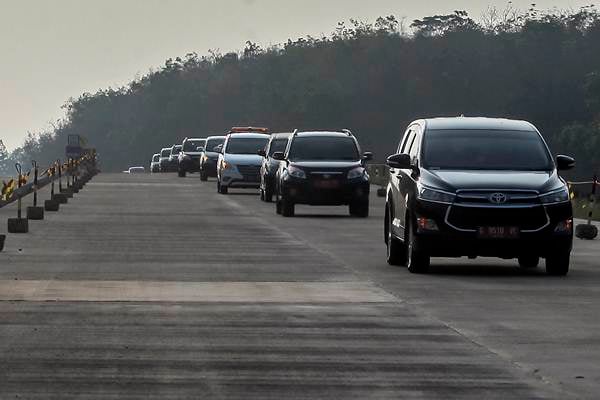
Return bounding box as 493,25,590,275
349,200,369,218
386,207,407,266
281,196,295,217
200,170,208,181
406,218,430,273
260,189,265,201
545,251,570,276
518,255,540,269
264,184,273,203
178,169,186,178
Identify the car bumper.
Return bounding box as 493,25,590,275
180,157,201,172
281,178,370,205
412,200,573,258
220,167,261,188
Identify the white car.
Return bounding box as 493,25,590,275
123,166,145,174
216,128,270,194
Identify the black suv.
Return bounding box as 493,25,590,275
199,136,226,181
273,130,372,217
384,117,575,275
259,132,291,202
178,137,206,177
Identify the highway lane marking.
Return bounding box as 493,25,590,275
0,281,397,303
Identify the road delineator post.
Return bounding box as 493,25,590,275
61,160,74,198
26,161,44,220
575,175,598,240
52,161,68,204
7,163,29,234
44,164,60,211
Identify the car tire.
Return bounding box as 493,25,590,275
264,185,273,203
281,196,294,217
406,219,430,273
349,200,369,218
545,251,570,276
518,255,540,269
178,169,186,178
200,170,208,181
386,207,407,266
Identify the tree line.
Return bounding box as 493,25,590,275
4,6,600,179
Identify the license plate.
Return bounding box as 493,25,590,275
314,179,340,189
478,226,520,239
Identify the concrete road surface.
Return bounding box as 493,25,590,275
1,173,598,399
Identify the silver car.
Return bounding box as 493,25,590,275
150,153,160,173
216,132,270,194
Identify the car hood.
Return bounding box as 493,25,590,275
181,151,202,157
422,169,564,193
204,151,220,159
224,154,263,166
290,161,362,170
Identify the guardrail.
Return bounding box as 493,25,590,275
0,151,98,249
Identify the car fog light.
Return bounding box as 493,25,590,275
417,217,439,233
554,219,573,234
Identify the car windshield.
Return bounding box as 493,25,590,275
422,130,554,171
288,137,359,161
269,138,288,156
160,149,170,157
152,155,159,162
205,138,225,152
183,139,206,152
171,146,182,155
226,137,269,154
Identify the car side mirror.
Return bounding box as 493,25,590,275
362,152,373,161
556,155,575,171
257,149,266,157
386,153,412,169
214,144,223,154
272,152,286,161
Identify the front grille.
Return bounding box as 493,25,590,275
446,205,548,232
237,165,261,181
455,191,540,206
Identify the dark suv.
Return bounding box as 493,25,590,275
384,117,575,275
259,133,291,202
199,136,226,181
273,130,372,217
178,137,206,177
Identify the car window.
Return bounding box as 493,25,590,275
268,138,288,156
205,138,225,152
160,149,170,157
172,146,182,155
400,129,415,154
152,155,159,162
288,136,359,162
409,132,420,162
225,137,269,154
183,139,206,152
422,129,554,171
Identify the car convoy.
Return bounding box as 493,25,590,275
149,118,576,275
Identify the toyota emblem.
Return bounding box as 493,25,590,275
489,193,508,204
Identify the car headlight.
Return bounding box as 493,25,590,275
539,187,570,204
418,186,455,204
220,160,233,170
347,167,367,180
287,166,306,179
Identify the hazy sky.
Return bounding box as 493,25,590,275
0,0,592,150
